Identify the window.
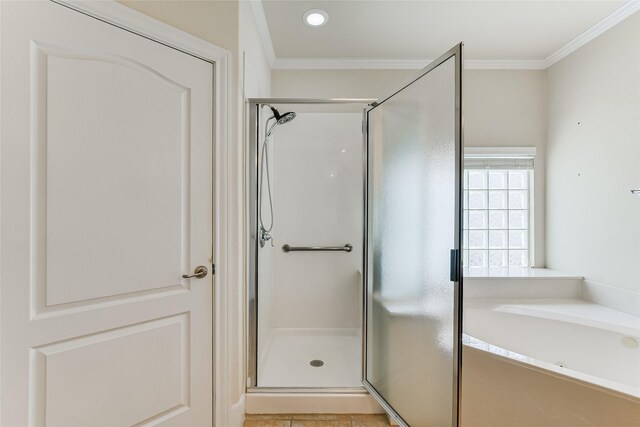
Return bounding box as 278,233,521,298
463,153,534,270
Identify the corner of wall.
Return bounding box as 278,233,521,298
544,12,640,297
229,395,246,427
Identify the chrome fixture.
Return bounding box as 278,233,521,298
258,104,296,248
631,189,640,195
182,265,208,279
259,228,272,246
271,106,296,125
282,244,353,253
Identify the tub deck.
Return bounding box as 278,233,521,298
461,269,640,426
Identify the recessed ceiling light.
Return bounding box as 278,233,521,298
303,9,328,27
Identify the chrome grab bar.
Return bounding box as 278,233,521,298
282,244,353,253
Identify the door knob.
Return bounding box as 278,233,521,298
182,266,208,279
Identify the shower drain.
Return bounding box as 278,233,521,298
310,359,324,367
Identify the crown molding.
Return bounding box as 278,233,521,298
272,58,429,70
249,0,276,66
465,59,546,70
257,0,640,71
272,58,547,70
543,0,640,68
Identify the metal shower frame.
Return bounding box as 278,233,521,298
245,43,463,427
245,98,375,395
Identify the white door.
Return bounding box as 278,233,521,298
1,1,213,426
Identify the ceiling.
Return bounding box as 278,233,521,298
261,0,628,62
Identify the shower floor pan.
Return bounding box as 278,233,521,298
257,328,362,388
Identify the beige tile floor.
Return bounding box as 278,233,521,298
244,414,392,427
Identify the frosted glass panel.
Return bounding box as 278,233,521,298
489,210,507,229
468,190,487,209
489,230,508,249
488,171,507,189
468,170,486,189
508,190,528,209
488,190,507,209
366,56,459,427
469,230,487,249
468,211,487,229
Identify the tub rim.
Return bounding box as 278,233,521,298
462,333,640,403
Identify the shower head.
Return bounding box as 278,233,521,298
269,106,296,125
277,112,296,125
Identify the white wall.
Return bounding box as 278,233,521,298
255,111,363,378
269,113,363,330
256,110,363,344
272,69,547,266
239,0,271,99
256,107,275,364
546,13,640,305
465,71,547,267
272,69,414,100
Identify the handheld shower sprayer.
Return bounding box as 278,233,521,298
258,104,296,248
269,106,297,125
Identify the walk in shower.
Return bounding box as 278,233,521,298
246,44,463,427
247,100,371,389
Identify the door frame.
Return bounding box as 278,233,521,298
244,98,376,393
34,1,232,425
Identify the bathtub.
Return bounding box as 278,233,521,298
461,298,640,427
464,299,640,397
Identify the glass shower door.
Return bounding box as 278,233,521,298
364,44,463,427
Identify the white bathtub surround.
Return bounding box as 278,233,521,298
463,267,640,413
464,300,640,399
581,279,640,318
462,297,640,426
464,267,640,317
464,267,583,299
464,266,581,278
257,328,361,388
460,345,640,427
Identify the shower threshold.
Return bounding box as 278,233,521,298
257,328,362,388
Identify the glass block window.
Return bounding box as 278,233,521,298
463,168,532,269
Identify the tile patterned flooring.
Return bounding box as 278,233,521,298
244,414,391,427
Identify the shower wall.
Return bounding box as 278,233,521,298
274,113,362,328
257,110,276,360
257,111,363,369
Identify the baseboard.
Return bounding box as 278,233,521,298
245,392,384,414
581,280,640,317
229,395,246,427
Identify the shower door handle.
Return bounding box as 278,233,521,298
450,249,460,282
182,265,208,279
